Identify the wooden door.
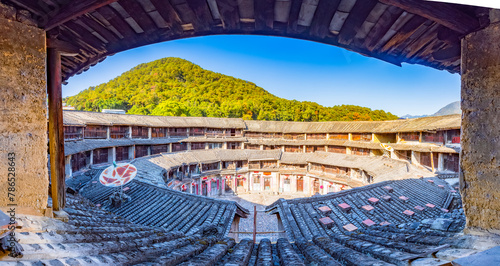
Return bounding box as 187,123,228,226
297,177,303,192
264,178,271,191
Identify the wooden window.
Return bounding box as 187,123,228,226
151,127,167,138
263,145,280,150
261,160,277,168
444,153,459,172
351,147,370,156
110,126,129,139
352,133,372,141
249,161,260,169
284,133,305,140
70,152,89,172
446,129,461,144
306,146,325,153
307,133,326,140
227,142,241,149
245,132,262,138
172,143,187,152
327,146,346,154
329,133,348,140
92,148,108,165
206,128,225,137
115,146,129,161
169,128,188,137
208,143,223,149
310,163,322,172
191,142,205,150
132,126,149,139
151,145,168,154
190,128,205,136
246,144,260,150
284,145,302,152
421,152,439,168
400,132,420,142
202,162,219,171
422,131,444,143
64,126,83,140
135,146,149,158
262,132,274,139
84,125,107,139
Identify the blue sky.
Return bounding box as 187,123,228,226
63,35,460,117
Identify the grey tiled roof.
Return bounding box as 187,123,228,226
6,179,494,265
266,178,464,242
69,171,249,238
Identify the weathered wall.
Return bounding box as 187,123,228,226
461,19,500,231
0,10,48,215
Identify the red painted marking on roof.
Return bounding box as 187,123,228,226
403,210,415,216
363,219,376,227
318,206,332,213
381,195,391,201
415,206,425,211
425,203,436,208
122,187,130,191
441,208,449,213
343,224,358,231
380,221,391,226
362,205,374,211
427,180,434,183
319,217,334,225
368,197,379,204
399,196,409,201
450,190,457,193
338,203,350,209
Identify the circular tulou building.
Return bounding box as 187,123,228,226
1,0,500,265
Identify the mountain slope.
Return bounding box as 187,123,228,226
65,57,398,122
433,101,461,116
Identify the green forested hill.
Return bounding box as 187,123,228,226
65,57,398,121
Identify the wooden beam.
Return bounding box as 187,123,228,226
216,0,240,30
379,0,480,34
47,48,66,211
44,0,118,31
47,38,80,56
309,0,341,39
338,0,379,45
254,0,275,31
287,0,303,33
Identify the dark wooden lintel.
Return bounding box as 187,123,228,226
47,38,80,56
44,0,118,31
379,0,480,34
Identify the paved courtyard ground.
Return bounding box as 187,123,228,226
216,193,305,242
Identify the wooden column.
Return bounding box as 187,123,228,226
47,47,65,211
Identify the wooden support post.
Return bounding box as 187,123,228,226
253,205,257,243
47,47,66,211
430,152,435,172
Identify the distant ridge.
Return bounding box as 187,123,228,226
433,101,461,116
64,57,398,122
400,101,461,119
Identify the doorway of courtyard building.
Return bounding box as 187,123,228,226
264,177,271,191
297,176,304,192
253,175,261,191
283,177,291,192
313,179,320,194
202,182,207,196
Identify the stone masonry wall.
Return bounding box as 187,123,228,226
0,11,48,215
461,20,500,231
